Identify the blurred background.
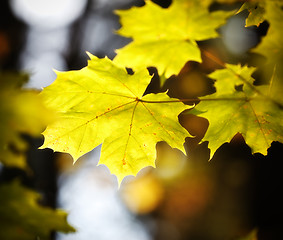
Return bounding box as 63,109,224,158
1,0,283,240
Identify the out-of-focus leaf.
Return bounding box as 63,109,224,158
269,66,283,105
0,72,53,169
252,1,283,78
114,0,234,81
237,1,265,27
121,173,164,214
236,229,258,240
0,181,75,240
40,54,191,184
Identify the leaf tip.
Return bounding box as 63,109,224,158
38,141,47,150
114,9,123,16
52,69,64,77
86,51,96,59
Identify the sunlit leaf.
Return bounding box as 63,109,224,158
191,64,283,157
40,54,191,183
114,0,234,81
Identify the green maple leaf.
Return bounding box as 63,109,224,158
114,0,234,81
191,64,283,158
0,181,75,240
0,72,53,169
40,54,190,184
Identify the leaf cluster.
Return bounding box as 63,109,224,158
40,0,283,186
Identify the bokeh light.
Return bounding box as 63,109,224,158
221,15,258,55
10,0,88,29
56,148,151,240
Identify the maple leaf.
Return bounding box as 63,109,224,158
237,1,265,27
114,0,234,82
0,181,75,240
40,54,191,184
0,72,53,169
190,64,283,158
252,1,283,78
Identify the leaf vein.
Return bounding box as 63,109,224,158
141,102,177,143
246,99,269,147
47,100,137,145
122,101,139,164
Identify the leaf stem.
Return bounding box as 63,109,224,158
201,48,283,109
138,96,251,104
201,49,261,93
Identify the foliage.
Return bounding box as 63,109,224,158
237,1,265,27
40,0,283,187
252,0,283,79
191,64,283,157
0,72,74,239
0,181,75,240
0,72,53,169
114,0,234,81
40,54,191,184
1,0,283,239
